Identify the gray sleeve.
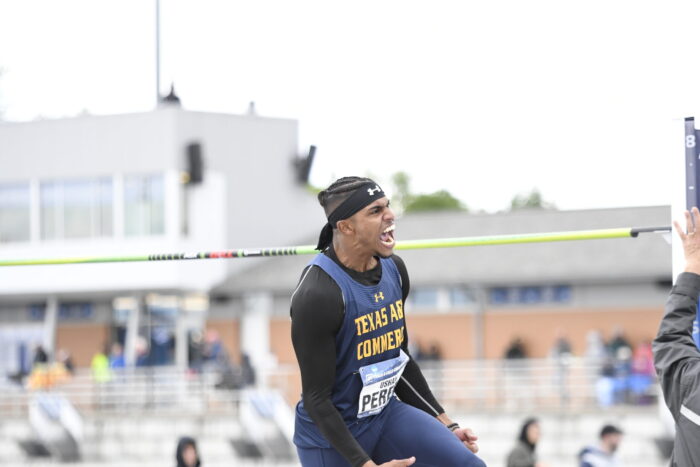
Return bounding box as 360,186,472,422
505,443,535,467
653,272,700,418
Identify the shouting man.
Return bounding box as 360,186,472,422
291,176,485,467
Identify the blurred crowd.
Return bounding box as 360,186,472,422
8,328,256,393
89,329,256,390
503,326,656,408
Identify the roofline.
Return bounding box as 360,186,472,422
0,107,297,127
399,204,671,220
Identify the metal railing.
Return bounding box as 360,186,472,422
415,357,658,411
0,367,247,417
0,357,657,417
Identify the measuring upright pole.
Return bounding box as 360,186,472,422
682,117,700,349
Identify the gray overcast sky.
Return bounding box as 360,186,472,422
0,0,697,212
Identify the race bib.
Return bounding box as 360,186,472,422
357,350,409,418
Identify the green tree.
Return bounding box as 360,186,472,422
390,171,466,213
509,188,556,211
404,190,466,213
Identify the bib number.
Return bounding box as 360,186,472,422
357,350,409,418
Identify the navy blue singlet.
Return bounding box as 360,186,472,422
294,254,405,449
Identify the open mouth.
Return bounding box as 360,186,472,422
379,224,395,247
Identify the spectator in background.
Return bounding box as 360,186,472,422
187,330,204,373
578,425,623,467
608,327,631,360
503,337,529,408
240,353,256,387
425,341,443,361
631,340,654,376
32,344,48,367
505,337,527,360
612,346,633,404
407,337,425,361
176,436,201,467
506,417,546,467
584,330,608,366
422,341,444,400
91,345,111,383
549,328,573,360
135,336,150,367
57,349,74,375
109,342,125,369
203,329,224,365
628,340,654,404
596,357,617,407
91,344,112,408
549,329,573,407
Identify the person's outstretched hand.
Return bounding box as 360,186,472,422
674,207,700,275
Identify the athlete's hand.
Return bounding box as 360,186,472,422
363,456,416,467
676,207,700,275
453,427,479,453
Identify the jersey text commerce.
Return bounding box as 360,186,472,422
354,299,405,360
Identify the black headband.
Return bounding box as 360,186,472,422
315,182,384,251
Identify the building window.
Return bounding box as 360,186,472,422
489,285,572,306
518,286,543,304
124,174,165,237
449,287,475,306
40,178,113,240
27,303,93,321
411,287,439,307
0,182,31,243
28,304,46,321
551,285,572,302
58,303,94,321
489,287,510,305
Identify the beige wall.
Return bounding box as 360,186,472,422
207,319,241,364
482,307,663,359
405,314,476,359
270,318,296,365
56,324,110,368
269,307,664,364
268,318,299,405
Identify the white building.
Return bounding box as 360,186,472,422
0,106,321,375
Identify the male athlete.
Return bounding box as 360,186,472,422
291,177,486,467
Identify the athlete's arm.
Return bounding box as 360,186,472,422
291,266,372,467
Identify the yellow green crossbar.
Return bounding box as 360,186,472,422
0,226,670,267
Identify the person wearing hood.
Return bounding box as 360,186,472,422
578,425,623,467
506,418,546,467
176,436,201,467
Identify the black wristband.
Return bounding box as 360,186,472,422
447,423,460,432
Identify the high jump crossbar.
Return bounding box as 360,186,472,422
0,226,671,267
